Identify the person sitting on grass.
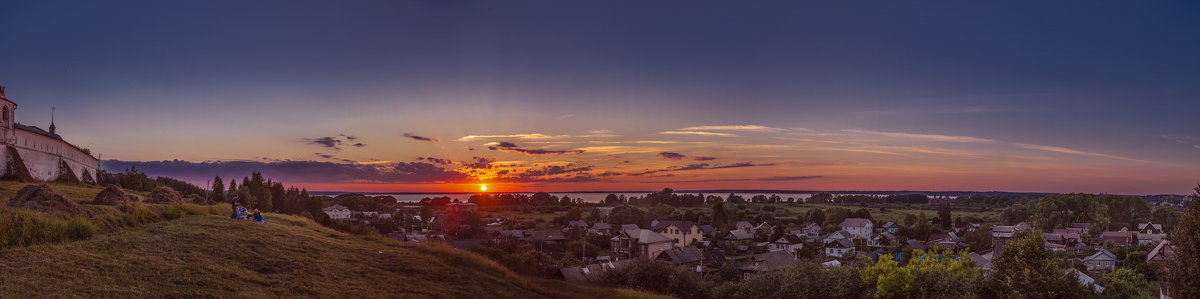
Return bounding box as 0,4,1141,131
239,205,250,220
252,209,264,223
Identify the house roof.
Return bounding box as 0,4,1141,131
656,246,705,264
824,230,853,240
323,204,349,211
736,251,797,272
591,222,612,230
967,252,992,270
620,224,641,230
1138,222,1163,231
699,224,717,234
774,234,805,244
826,239,855,248
1147,240,1174,262
725,230,754,240
736,221,753,228
1044,242,1066,249
1042,233,1064,242
839,218,871,228
1100,231,1134,244
651,220,698,232
568,220,589,227
1083,249,1118,262
882,222,898,228
992,225,1015,233
524,229,566,242
1067,268,1105,293
559,260,637,283
1051,229,1082,240
802,223,821,231
624,229,673,244
906,239,927,251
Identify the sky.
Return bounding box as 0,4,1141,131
2,1,1199,194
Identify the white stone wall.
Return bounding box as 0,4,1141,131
7,129,98,182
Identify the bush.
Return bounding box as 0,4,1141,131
65,217,99,240
0,208,99,249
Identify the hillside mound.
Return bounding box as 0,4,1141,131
145,186,183,205
0,214,666,298
7,184,84,215
92,185,138,205
189,194,215,205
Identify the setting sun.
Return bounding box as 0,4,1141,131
479,184,488,192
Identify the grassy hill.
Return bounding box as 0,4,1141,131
0,181,665,298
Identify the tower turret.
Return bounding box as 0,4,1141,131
49,106,56,134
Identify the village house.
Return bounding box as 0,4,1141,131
735,221,754,233
992,225,1017,239
1082,249,1119,271
1068,269,1106,294
655,246,725,269
323,204,352,220
611,229,675,259
722,230,755,247
1044,242,1067,252
954,222,981,233
1099,231,1135,245
822,230,853,245
967,252,993,272
1137,232,1166,245
699,224,718,238
925,233,966,251
737,251,798,280
567,220,590,231
839,218,873,240
792,223,822,239
558,259,637,283
1069,223,1091,235
753,222,776,239
589,222,612,235
620,224,640,231
880,222,899,233
1051,229,1083,245
1146,240,1174,269
523,229,567,250
824,239,856,257
652,220,703,247
770,235,805,255
1138,222,1164,234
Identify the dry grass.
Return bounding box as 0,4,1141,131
0,212,665,298
0,181,148,203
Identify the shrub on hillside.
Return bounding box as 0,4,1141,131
146,186,183,205
8,184,84,215
92,184,139,205
0,208,98,249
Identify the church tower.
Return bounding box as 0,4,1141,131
0,85,16,143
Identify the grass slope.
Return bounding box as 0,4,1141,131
0,213,664,298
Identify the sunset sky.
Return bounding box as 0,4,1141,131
2,1,1198,194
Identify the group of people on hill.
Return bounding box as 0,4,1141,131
229,195,264,223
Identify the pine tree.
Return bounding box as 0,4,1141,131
211,176,226,203
1167,184,1200,297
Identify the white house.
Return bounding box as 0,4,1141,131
839,218,873,240
770,234,805,254
323,204,352,220
824,239,856,257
